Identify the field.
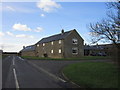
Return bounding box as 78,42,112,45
2,55,8,59
63,62,118,88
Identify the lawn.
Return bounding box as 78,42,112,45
21,56,109,60
63,62,118,88
2,55,8,59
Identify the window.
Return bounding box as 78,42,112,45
37,44,39,47
51,50,53,53
59,40,61,44
72,47,78,54
72,38,78,44
43,43,45,46
51,41,53,45
59,49,61,53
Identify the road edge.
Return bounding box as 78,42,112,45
21,56,81,88
61,68,81,88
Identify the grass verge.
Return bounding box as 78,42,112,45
21,56,109,60
2,55,8,59
63,62,118,88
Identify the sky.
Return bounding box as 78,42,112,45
0,0,110,52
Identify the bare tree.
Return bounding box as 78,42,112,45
88,1,120,64
89,1,120,47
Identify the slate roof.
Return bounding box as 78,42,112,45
21,45,35,52
36,30,73,44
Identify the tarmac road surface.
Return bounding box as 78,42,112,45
2,55,78,88
2,55,111,89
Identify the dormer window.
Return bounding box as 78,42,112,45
43,43,45,46
51,41,53,45
72,38,78,44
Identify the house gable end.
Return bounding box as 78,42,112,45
65,29,84,41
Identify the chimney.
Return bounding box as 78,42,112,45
61,29,64,34
23,46,25,49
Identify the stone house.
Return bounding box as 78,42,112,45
20,45,36,57
35,29,84,58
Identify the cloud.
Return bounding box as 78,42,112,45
37,0,61,13
1,6,16,12
12,23,31,31
16,34,34,38
1,5,37,13
6,31,14,36
12,23,44,32
88,32,99,36
0,44,15,49
6,31,34,38
0,32,5,37
41,14,45,17
34,27,43,32
0,43,24,52
5,6,15,11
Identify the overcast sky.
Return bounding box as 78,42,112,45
0,0,110,52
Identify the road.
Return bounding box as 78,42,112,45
2,55,78,88
3,55,111,89
27,58,111,80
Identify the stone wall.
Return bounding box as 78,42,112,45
36,40,64,58
64,30,84,58
36,30,84,58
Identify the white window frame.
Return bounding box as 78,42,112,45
51,50,53,53
59,49,62,53
59,40,61,44
51,41,53,45
72,47,78,54
43,43,45,46
72,38,78,44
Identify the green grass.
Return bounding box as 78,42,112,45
2,55,8,59
21,56,109,60
63,62,118,88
